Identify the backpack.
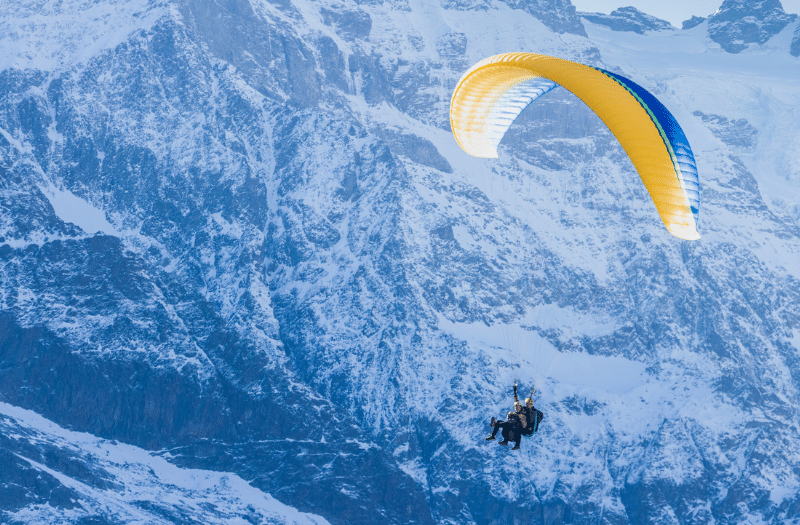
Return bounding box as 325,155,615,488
533,409,544,432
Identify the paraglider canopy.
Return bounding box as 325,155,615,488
450,53,700,241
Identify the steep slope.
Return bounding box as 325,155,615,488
1,0,800,524
0,4,434,523
792,22,800,55
0,402,330,524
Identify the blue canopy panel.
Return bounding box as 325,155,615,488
598,69,700,226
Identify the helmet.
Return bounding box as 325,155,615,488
514,402,523,412
525,398,534,406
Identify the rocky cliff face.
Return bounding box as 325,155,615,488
792,23,800,56
0,402,335,524
682,16,707,30
2,0,800,524
708,0,797,52
501,0,586,35
579,6,674,34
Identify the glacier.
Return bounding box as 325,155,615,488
1,0,800,523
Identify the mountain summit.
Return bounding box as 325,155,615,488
708,0,798,52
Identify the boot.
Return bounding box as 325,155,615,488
485,435,495,441
498,440,509,445
511,444,521,450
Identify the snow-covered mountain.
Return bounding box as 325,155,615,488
707,0,797,53
1,0,799,523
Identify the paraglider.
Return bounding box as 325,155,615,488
449,52,700,240
486,383,543,451
453,54,701,444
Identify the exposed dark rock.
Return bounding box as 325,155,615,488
320,8,372,40
682,15,707,30
708,0,797,53
580,6,674,34
693,111,758,151
2,0,800,523
378,129,453,173
502,0,587,36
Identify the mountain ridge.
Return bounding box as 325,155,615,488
2,0,800,523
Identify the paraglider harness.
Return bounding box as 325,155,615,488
517,384,544,437
526,408,544,435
